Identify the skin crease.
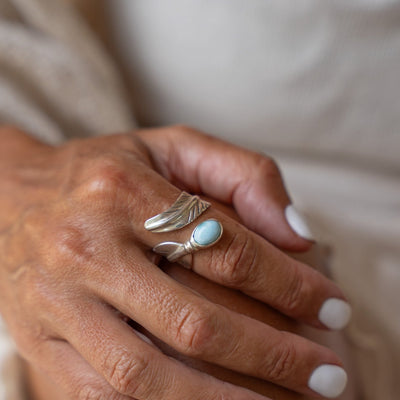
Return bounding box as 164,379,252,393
0,126,346,400
25,205,324,400
25,262,311,400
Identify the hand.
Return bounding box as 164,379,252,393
0,126,349,400
25,249,323,400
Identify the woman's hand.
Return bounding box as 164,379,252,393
0,126,349,400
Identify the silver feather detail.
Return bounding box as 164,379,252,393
152,241,187,262
144,192,210,232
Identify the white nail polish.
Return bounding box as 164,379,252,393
308,365,348,398
319,298,352,330
285,205,315,241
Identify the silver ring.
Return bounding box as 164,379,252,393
153,219,223,262
144,191,211,233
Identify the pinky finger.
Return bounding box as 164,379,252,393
27,340,132,400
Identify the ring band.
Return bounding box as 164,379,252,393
144,191,210,233
153,219,223,262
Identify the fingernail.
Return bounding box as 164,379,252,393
308,365,348,398
285,205,314,241
319,298,352,330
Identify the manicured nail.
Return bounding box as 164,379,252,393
319,298,352,330
308,365,348,398
285,205,315,240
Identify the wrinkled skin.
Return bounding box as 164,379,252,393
0,126,346,400
25,259,313,400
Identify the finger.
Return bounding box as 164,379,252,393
82,153,349,329
60,300,272,400
137,126,314,251
29,340,132,400
135,200,350,330
90,252,347,397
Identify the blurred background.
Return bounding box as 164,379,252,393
0,0,399,399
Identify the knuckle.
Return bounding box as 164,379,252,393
113,133,141,151
279,268,308,317
77,385,121,400
171,124,195,136
50,223,96,266
14,264,54,318
255,155,282,180
13,327,50,362
52,224,86,255
265,337,297,382
77,385,105,400
168,124,204,141
85,156,130,196
217,232,258,288
174,304,218,356
107,351,153,397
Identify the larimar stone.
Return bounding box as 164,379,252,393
193,220,222,246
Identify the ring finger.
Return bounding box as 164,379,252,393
135,197,350,331
58,299,273,400
88,249,346,397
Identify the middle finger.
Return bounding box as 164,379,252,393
90,248,346,397
136,199,350,331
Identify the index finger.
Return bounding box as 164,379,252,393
137,126,314,251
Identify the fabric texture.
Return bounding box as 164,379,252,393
0,0,135,144
108,0,400,173
278,155,400,400
0,0,399,399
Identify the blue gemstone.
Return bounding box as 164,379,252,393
193,220,222,246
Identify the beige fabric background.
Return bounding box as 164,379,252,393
0,0,399,399
0,0,135,143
